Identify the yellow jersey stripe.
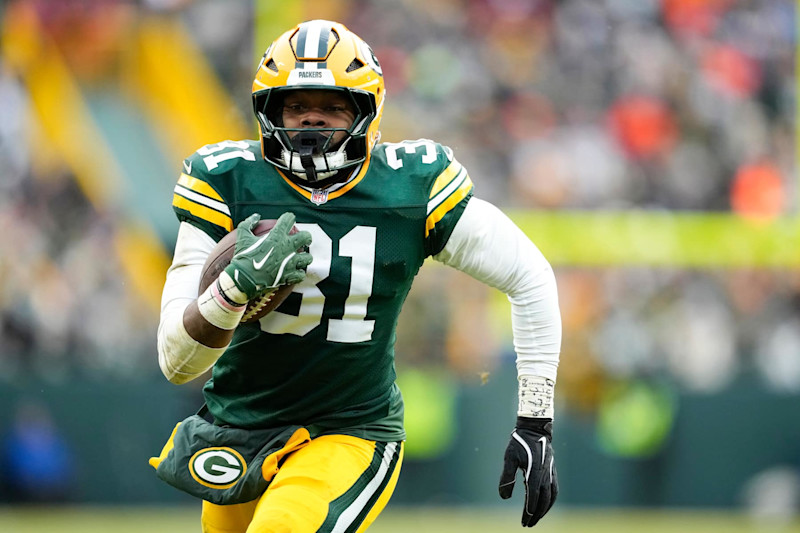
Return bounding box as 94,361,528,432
425,174,473,237
178,173,224,202
427,167,468,215
429,160,463,198
172,194,233,232
174,184,231,215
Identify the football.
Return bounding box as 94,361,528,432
198,219,298,323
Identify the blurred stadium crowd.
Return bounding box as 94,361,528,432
0,61,152,380
0,0,797,402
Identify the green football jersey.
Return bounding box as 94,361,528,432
171,138,473,441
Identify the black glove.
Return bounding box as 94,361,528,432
499,417,558,527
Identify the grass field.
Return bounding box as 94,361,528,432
1,506,799,533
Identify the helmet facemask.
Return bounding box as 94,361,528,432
251,20,385,187
253,87,377,188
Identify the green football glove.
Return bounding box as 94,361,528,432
499,417,558,527
223,212,313,301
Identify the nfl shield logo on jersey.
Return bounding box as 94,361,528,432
311,189,329,205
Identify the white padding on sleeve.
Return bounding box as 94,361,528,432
157,222,226,384
157,312,226,384
433,198,562,382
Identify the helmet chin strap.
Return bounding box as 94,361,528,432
284,132,349,183
293,131,325,182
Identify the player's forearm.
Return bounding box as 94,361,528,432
155,302,232,385
186,270,250,344
157,304,227,384
183,300,235,348
157,222,249,384
158,272,249,383
507,264,561,381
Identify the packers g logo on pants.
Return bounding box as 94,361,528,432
190,447,247,489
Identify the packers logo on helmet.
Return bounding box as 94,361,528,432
189,447,247,489
252,20,385,188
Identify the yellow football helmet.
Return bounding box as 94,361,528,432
252,20,385,187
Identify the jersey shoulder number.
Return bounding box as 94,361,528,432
171,140,260,241
190,140,259,173
375,139,474,255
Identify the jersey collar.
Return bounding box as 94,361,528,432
278,151,371,203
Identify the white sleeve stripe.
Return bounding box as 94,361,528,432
512,431,533,480
174,184,231,215
426,167,468,215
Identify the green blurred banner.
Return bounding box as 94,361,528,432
511,210,800,268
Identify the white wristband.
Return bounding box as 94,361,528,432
517,375,555,419
197,272,247,330
217,270,249,304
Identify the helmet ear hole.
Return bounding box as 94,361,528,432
346,58,365,72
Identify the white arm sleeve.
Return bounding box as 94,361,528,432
157,222,226,384
433,198,562,382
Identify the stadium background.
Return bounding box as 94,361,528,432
0,0,798,531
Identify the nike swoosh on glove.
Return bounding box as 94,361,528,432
224,212,313,301
498,417,558,527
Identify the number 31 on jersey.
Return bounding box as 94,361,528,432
259,224,376,344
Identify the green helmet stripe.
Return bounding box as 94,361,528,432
294,20,332,69
316,21,332,59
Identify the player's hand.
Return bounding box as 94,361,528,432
499,417,558,527
223,212,313,300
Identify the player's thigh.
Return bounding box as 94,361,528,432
248,435,403,533
202,498,258,533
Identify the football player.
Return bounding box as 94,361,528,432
156,19,561,531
